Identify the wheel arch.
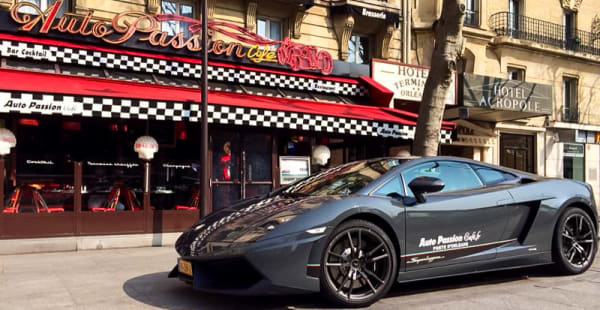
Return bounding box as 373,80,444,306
557,198,598,233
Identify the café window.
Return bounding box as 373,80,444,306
6,118,77,214
149,121,202,211
562,76,578,123
18,0,70,16
81,120,146,212
257,17,282,42
563,143,584,182
161,1,195,37
507,67,525,81
347,34,370,64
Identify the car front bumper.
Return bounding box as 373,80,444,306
170,231,327,295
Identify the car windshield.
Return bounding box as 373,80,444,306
282,159,406,196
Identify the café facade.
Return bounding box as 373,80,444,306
0,2,454,240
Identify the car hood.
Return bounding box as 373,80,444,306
175,194,339,257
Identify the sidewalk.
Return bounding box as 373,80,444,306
1,247,599,309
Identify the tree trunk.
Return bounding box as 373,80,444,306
412,0,465,157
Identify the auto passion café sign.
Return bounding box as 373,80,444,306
7,0,333,74
462,73,552,114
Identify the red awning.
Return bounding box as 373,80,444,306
359,76,394,108
0,69,431,127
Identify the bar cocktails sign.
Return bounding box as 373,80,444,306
9,0,334,74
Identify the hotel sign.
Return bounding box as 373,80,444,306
8,0,333,74
463,73,552,114
372,60,456,105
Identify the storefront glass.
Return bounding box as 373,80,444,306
6,118,75,213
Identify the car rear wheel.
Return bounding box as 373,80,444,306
320,220,397,308
553,207,597,275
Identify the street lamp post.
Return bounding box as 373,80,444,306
200,0,210,218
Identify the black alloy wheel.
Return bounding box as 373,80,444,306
553,207,598,275
320,220,397,307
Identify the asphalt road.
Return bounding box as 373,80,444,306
1,246,599,310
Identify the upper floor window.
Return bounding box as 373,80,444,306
562,76,578,123
347,34,370,64
563,10,578,49
508,0,521,30
507,66,525,81
161,1,195,37
464,0,479,27
257,18,282,42
18,0,70,16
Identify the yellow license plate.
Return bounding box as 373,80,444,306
178,259,193,277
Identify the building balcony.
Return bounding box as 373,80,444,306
562,110,579,123
489,12,600,57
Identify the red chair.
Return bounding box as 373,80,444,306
33,189,65,213
121,187,143,211
2,186,64,213
2,187,22,213
175,187,200,210
89,187,120,212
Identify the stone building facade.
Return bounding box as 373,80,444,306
412,0,600,205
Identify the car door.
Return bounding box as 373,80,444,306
403,160,513,271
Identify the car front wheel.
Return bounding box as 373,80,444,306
320,219,397,307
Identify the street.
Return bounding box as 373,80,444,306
1,246,599,310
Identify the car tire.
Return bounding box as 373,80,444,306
552,207,598,275
320,219,397,308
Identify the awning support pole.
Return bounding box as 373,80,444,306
201,0,211,218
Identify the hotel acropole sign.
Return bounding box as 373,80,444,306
9,0,333,74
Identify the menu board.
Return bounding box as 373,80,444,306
279,156,311,185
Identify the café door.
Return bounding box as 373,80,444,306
211,132,273,211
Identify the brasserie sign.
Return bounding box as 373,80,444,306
9,0,334,74
463,73,552,115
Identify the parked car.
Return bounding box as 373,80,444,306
170,156,598,307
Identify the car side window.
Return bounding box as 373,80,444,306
402,161,483,197
472,165,516,186
373,176,404,197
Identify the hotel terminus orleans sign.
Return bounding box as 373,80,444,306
8,0,334,74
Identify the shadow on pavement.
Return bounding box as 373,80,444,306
122,272,325,310
123,266,556,309
386,265,555,298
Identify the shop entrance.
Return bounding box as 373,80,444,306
500,133,535,173
211,132,273,211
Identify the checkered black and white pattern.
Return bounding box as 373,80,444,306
0,39,367,97
0,91,454,143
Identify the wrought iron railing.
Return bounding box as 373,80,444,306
563,109,579,123
464,10,479,27
489,12,600,56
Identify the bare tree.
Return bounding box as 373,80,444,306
412,0,465,156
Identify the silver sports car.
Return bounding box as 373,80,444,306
170,156,598,307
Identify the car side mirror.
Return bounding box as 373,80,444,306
408,176,445,204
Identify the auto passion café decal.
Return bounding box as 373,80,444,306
8,0,333,74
